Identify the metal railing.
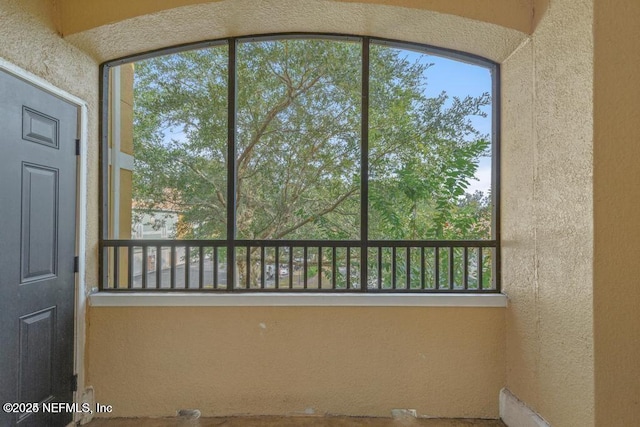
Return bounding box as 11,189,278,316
100,239,498,292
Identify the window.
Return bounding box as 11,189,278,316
100,34,499,292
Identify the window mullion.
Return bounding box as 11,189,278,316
360,37,370,292
491,65,501,292
227,38,237,291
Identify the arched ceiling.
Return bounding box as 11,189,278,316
61,0,536,63
60,0,548,36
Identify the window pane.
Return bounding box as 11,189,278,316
236,38,361,240
368,43,492,240
107,44,229,240
102,36,498,292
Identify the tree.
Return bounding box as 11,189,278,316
131,38,491,286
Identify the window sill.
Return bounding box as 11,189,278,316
89,292,507,307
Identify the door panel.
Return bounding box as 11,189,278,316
19,307,56,404
0,69,78,427
21,164,59,283
22,107,59,149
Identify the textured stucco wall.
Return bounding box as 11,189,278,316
10,0,635,424
501,40,538,408
59,0,534,36
502,0,594,425
336,0,532,34
63,0,527,64
87,307,505,418
593,1,640,424
69,0,519,419
532,0,550,31
0,0,99,299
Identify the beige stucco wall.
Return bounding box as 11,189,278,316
502,40,539,409
13,0,638,424
0,0,100,294
63,0,527,64
65,1,519,418
593,2,640,425
87,306,505,418
501,0,594,425
531,0,549,31
59,0,535,36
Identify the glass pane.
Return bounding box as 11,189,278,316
368,43,493,240
107,43,229,240
236,38,361,240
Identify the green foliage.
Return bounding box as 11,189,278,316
131,39,492,243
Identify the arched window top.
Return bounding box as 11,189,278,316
100,34,499,293
105,33,498,69
71,0,528,65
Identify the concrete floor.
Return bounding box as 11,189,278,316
86,416,506,427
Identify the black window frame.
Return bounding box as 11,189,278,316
99,33,501,293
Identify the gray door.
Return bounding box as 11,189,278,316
0,69,77,427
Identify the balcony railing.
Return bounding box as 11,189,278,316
100,240,499,292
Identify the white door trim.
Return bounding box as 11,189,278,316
0,57,89,425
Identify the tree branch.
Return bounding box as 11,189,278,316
174,157,226,208
236,72,324,178
271,187,359,239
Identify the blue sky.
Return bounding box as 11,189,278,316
405,51,493,195
398,51,492,193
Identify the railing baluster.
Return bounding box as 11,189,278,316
406,247,411,290
346,248,351,290
478,247,483,290
392,246,397,290
463,247,469,290
435,247,440,290
449,247,454,289
377,246,382,289
128,246,134,289
142,245,148,289
275,246,280,289
260,246,266,289
246,246,251,289
185,246,191,289
170,246,176,289
213,247,219,289
303,246,308,290
288,247,293,289
332,247,337,290
113,246,120,290
360,247,364,290
156,246,162,289
420,247,425,290
199,246,204,289
318,247,322,290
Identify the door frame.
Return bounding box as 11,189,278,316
0,58,89,426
